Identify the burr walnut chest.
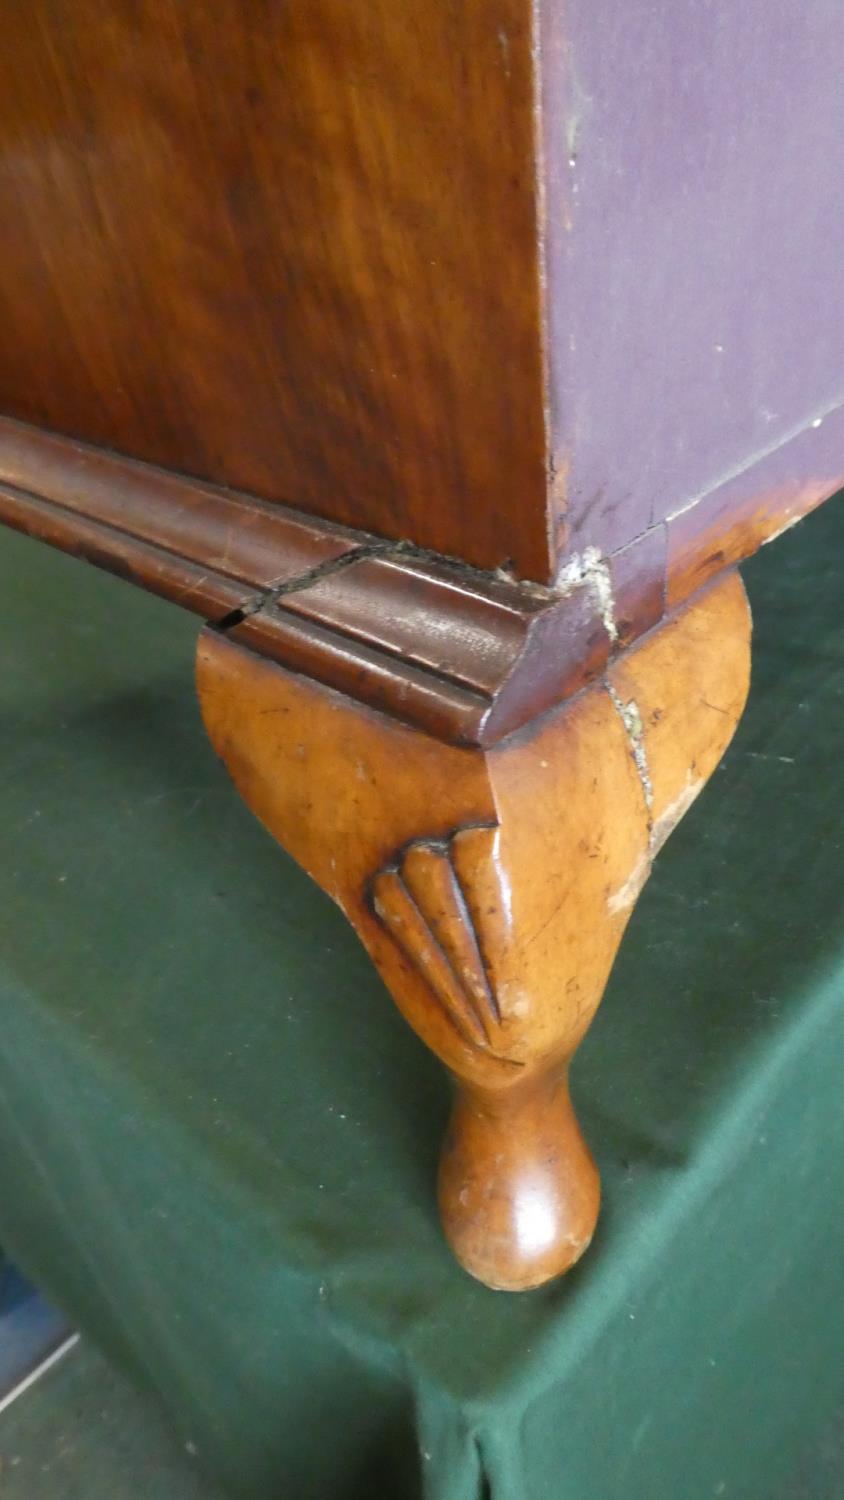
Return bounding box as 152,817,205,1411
1,0,842,1288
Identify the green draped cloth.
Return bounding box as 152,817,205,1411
0,495,842,1500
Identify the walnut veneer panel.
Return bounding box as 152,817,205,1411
0,0,548,576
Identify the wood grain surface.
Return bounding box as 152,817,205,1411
0,0,548,576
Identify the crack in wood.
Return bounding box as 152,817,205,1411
215,540,399,629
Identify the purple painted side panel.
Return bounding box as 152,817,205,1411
608,525,666,646
541,0,844,567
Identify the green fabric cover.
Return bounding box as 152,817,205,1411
0,497,842,1499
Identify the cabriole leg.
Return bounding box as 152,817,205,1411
196,572,751,1290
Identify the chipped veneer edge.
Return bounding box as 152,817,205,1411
604,679,702,917
554,546,619,642
604,682,653,813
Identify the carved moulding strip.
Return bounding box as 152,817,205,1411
0,413,607,746
1,411,814,751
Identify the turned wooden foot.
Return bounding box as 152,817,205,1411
196,572,751,1290
439,1069,600,1290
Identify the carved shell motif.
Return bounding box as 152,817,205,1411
368,822,508,1054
